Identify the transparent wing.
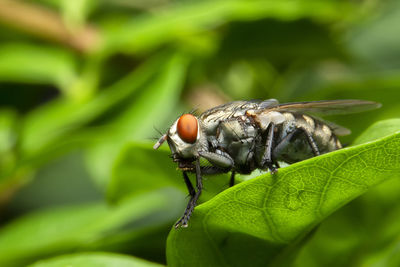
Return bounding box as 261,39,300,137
255,99,381,136
270,99,381,115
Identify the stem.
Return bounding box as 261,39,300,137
0,0,100,53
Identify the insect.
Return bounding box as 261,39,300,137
153,99,381,228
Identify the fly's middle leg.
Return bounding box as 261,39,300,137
261,123,278,173
229,171,236,187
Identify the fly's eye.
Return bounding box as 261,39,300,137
177,114,198,144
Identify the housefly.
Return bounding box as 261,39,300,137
153,99,381,228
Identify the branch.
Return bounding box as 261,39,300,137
0,0,100,53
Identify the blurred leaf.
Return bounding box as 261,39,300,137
354,118,400,145
0,109,17,154
358,238,400,267
218,19,346,67
86,52,189,188
108,143,230,203
167,127,400,266
0,189,183,266
0,109,18,185
347,0,400,70
0,43,78,91
19,51,167,159
5,151,102,213
103,0,354,54
108,144,181,202
29,252,164,267
61,0,97,29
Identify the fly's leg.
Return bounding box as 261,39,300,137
182,171,195,197
175,171,195,228
200,166,229,175
229,171,236,187
273,127,320,158
272,128,299,157
198,151,234,169
303,130,320,156
199,151,236,187
261,123,278,173
175,159,203,228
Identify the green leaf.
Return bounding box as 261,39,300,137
29,252,164,267
294,178,400,267
19,51,167,158
108,144,183,202
0,189,183,266
0,109,18,182
85,52,189,188
0,43,78,91
0,109,17,154
347,0,400,70
354,118,400,145
294,119,400,267
61,0,97,29
166,129,400,266
103,0,355,54
108,143,230,203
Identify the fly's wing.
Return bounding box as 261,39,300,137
200,99,279,121
255,99,381,136
273,99,381,115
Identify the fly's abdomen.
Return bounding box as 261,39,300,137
274,113,341,164
311,119,342,152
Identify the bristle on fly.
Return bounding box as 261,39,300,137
153,134,167,149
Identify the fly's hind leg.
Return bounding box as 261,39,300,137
272,127,320,160
303,130,320,156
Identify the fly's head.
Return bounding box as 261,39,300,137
154,114,206,167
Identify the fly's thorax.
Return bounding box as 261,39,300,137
167,116,208,158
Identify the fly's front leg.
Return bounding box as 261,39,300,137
198,151,234,169
261,123,278,173
175,159,203,228
201,166,229,175
175,171,195,228
182,171,195,197
199,151,235,187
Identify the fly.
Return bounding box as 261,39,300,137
153,99,381,228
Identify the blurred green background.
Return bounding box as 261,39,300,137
0,0,400,266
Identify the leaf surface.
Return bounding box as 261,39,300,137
29,252,163,267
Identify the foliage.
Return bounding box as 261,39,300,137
0,0,400,266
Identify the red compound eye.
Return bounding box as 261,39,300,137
177,114,198,144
